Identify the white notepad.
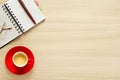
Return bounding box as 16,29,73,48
0,0,45,48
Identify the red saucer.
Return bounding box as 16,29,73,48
5,46,34,75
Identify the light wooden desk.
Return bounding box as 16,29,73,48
0,0,120,80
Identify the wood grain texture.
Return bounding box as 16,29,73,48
0,0,120,80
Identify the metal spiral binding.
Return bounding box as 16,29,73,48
2,3,24,33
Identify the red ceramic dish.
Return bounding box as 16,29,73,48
5,46,34,75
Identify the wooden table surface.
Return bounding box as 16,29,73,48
0,0,120,80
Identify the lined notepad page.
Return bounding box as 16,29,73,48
6,0,45,32
22,0,45,24
0,6,22,48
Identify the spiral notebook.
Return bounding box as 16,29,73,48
0,0,45,48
